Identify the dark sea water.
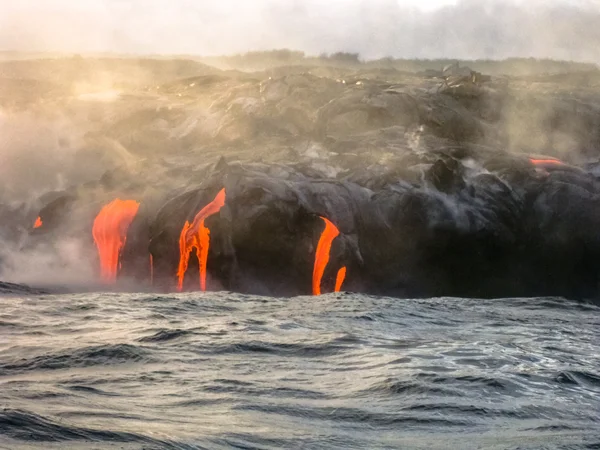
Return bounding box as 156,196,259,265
1,292,600,449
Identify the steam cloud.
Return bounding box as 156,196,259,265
0,0,599,62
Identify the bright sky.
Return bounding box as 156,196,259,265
0,0,598,61
403,0,458,10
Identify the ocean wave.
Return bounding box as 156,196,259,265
0,344,150,375
204,340,347,357
0,409,179,447
137,328,196,343
0,292,598,449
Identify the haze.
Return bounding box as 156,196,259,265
1,0,600,61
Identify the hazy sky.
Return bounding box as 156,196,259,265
1,0,600,61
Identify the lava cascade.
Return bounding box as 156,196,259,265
335,267,347,292
33,217,42,229
312,217,347,295
92,199,140,283
177,188,226,292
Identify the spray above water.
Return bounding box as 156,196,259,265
312,217,346,296
177,188,226,292
92,199,140,283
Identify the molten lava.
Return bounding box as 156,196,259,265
530,158,564,166
92,199,140,283
335,267,347,292
33,216,43,229
312,216,347,295
177,188,226,292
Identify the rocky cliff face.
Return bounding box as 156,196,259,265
3,58,600,300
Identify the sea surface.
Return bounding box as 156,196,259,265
1,291,599,449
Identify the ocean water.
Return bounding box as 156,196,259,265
0,292,599,449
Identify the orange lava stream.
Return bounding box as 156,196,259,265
530,158,564,166
334,267,346,292
177,188,226,292
334,267,347,292
312,217,341,296
149,253,154,286
33,216,43,229
92,199,140,283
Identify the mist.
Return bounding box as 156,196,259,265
1,0,600,62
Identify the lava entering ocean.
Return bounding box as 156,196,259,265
177,188,226,292
334,267,347,293
7,55,600,303
92,199,140,283
313,217,347,295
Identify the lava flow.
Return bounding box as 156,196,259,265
530,158,564,166
312,216,347,295
92,199,140,283
335,267,347,292
33,216,43,229
177,188,226,292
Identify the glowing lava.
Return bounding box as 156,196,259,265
530,158,564,166
312,217,346,295
177,188,226,292
335,267,347,292
33,216,43,229
92,199,140,283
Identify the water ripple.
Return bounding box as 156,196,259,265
0,293,598,449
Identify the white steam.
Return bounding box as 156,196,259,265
0,0,599,62
0,237,97,289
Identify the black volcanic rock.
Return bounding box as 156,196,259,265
3,58,600,302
